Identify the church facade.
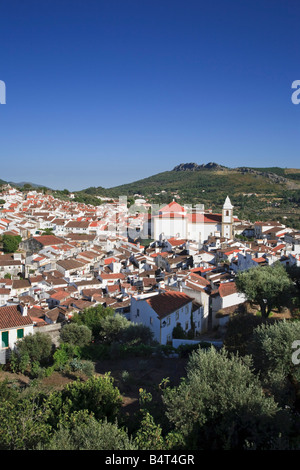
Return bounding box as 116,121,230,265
152,197,234,243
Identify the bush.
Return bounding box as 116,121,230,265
67,359,95,377
248,319,300,406
52,375,122,423
60,323,92,347
44,414,136,450
121,323,154,346
163,347,291,450
98,314,130,344
172,325,187,340
15,332,53,366
177,342,211,358
71,304,115,337
53,344,78,371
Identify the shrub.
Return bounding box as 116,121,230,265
15,332,53,366
60,323,92,347
44,414,136,450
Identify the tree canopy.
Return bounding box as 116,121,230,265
163,346,290,450
1,234,22,253
235,263,293,318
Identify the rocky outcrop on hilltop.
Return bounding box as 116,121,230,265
236,167,289,185
173,162,227,171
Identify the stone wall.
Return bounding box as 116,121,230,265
33,323,62,347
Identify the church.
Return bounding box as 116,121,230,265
152,196,234,243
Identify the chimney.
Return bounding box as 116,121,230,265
19,303,28,316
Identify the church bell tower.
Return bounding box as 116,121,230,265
222,196,233,239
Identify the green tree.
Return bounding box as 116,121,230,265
15,331,53,366
71,304,115,337
60,323,92,347
236,263,293,319
1,234,22,253
44,412,136,450
41,228,54,235
122,322,154,346
98,313,130,344
224,313,271,356
47,374,122,426
134,411,165,450
248,320,300,407
0,394,51,450
163,347,290,450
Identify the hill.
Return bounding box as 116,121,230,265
78,162,300,229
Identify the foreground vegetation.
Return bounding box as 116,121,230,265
1,284,300,450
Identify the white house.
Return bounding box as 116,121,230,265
0,304,34,363
130,290,203,344
211,281,247,328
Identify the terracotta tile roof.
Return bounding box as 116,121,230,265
12,279,31,289
145,291,193,319
219,282,238,298
188,272,210,287
0,305,33,329
159,201,185,214
65,220,90,228
167,238,187,246
0,288,10,295
100,272,126,280
56,259,85,270
187,213,222,224
33,235,66,246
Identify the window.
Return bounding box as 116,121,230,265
1,331,8,349
167,316,171,326
17,329,24,339
185,322,189,330
150,317,153,325
136,308,140,317
176,310,179,320
185,306,189,314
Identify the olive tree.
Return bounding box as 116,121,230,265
163,347,290,450
236,263,293,318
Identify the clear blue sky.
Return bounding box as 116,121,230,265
0,0,299,191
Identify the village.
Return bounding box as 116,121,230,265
0,183,299,360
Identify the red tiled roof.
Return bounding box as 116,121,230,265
167,238,186,246
33,235,65,246
145,291,193,319
104,257,117,264
188,272,210,287
100,273,125,280
254,257,267,263
0,305,33,329
159,201,185,214
187,213,222,224
219,282,238,298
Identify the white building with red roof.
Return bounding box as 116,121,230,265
0,304,34,363
130,290,203,344
152,197,234,243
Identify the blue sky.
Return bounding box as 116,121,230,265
0,0,299,191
